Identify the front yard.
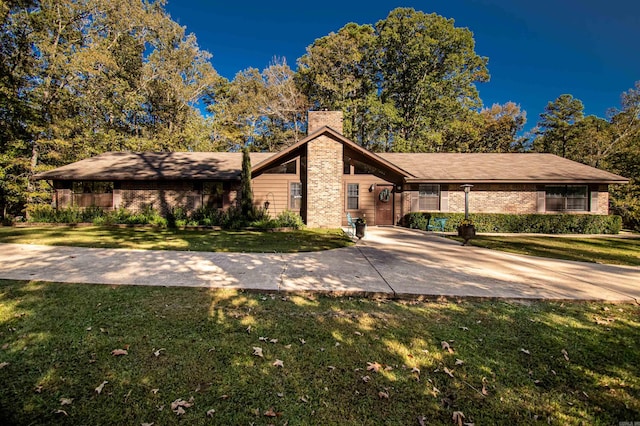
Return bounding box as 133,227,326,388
1,280,638,425
456,235,640,266
0,226,353,253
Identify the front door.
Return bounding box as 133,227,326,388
375,185,394,225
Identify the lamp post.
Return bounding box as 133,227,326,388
460,184,473,221
458,184,475,246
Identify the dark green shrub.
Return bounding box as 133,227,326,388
401,212,622,234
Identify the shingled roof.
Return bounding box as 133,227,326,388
379,153,628,184
34,151,275,181
35,150,627,185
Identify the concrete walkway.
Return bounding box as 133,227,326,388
0,227,638,302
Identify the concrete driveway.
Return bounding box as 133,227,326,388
0,227,638,302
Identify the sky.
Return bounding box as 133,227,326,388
164,0,639,133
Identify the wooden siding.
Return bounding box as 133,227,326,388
252,157,301,218
342,174,397,226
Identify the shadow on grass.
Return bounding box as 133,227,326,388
1,280,638,425
0,226,354,253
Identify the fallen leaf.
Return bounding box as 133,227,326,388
151,388,159,394
299,338,306,345
452,411,465,426
384,365,393,371
100,327,107,333
246,326,252,333
53,409,68,416
273,359,284,368
264,407,277,417
141,423,154,426
171,398,193,411
444,367,454,378
153,348,165,357
441,341,454,353
459,326,469,331
0,362,9,369
418,415,426,426
95,381,108,395
362,375,371,383
354,331,363,336
206,409,215,417
520,348,530,355
561,349,570,361
175,406,185,416
328,366,336,371
86,327,92,331
481,377,489,396
269,339,278,344
60,397,73,405
455,359,465,366
378,390,389,399
411,367,421,374
299,396,309,403
366,362,382,373
111,349,128,356
252,347,264,357
259,336,268,341
432,386,440,396
34,385,43,393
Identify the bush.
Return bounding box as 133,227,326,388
273,210,305,229
401,212,622,234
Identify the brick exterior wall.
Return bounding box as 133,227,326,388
596,185,609,215
305,134,343,228
308,111,343,135
447,184,538,214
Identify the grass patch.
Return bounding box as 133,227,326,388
1,280,639,425
452,235,640,266
0,226,353,253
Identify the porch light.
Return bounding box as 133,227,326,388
369,184,375,192
264,200,270,210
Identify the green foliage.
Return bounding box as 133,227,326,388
402,212,622,234
240,147,254,216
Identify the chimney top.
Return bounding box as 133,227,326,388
307,110,343,135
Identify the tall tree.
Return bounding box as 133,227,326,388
240,147,253,216
475,102,527,152
533,94,584,158
374,8,489,151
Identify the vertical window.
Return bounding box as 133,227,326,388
419,184,440,210
290,182,302,210
203,181,224,209
545,185,588,211
347,183,359,210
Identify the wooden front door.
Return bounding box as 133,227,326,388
375,185,394,225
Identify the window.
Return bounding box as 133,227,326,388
203,181,224,209
264,160,296,174
419,184,440,210
545,185,588,211
72,181,114,208
290,182,302,210
347,183,359,210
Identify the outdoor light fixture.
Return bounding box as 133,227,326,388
369,184,375,192
264,200,270,210
460,184,473,220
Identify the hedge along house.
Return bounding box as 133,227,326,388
35,111,628,227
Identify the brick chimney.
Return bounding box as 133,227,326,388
307,110,343,135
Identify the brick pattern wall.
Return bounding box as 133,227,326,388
305,134,343,228
308,111,343,135
447,184,538,214
119,181,200,215
596,186,609,215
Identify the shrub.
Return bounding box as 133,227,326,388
401,212,622,234
190,206,224,226
273,210,305,229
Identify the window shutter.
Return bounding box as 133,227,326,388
410,192,419,212
590,190,598,213
440,189,449,212
537,190,546,213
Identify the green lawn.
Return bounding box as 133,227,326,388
453,235,640,266
1,280,638,425
0,226,353,253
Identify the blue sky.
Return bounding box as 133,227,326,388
165,0,639,133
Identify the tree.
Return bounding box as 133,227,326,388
533,94,584,157
475,102,527,152
240,147,253,217
374,8,489,150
